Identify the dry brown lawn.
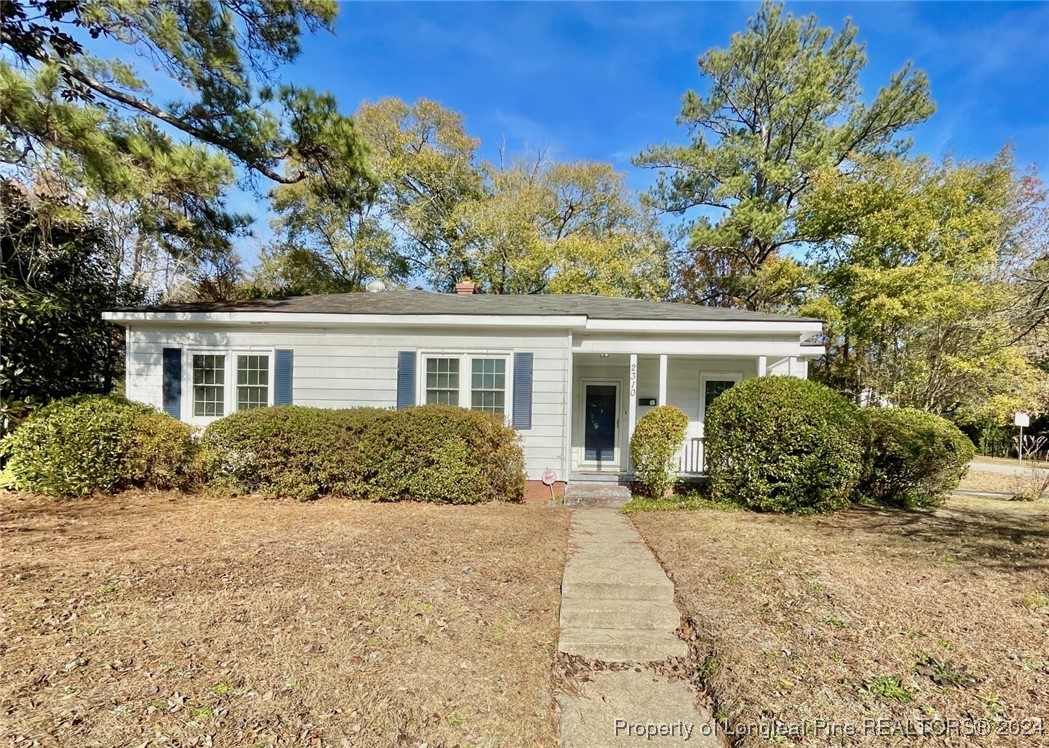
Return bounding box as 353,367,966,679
960,469,1049,498
0,491,569,747
633,497,1049,747
973,456,1049,469
959,470,1016,493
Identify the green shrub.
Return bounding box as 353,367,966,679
1,395,198,496
630,405,689,498
705,377,869,513
200,406,384,500
857,407,975,508
127,412,201,490
200,404,525,503
356,405,525,504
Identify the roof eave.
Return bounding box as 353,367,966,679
102,310,590,329
103,309,823,334
582,318,823,333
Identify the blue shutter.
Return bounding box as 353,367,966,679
397,351,416,409
162,348,181,419
512,352,533,430
274,349,294,405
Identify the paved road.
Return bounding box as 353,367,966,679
970,461,1049,477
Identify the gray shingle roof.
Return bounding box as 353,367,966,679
110,290,817,323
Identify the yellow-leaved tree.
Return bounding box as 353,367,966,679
797,149,1049,427
457,157,668,298
260,97,669,298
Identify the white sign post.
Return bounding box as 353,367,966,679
1014,412,1030,461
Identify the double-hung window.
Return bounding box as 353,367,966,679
699,373,742,420
192,354,227,417
470,358,506,414
188,351,272,422
425,357,461,405
421,353,511,418
236,354,270,410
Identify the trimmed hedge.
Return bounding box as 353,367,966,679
705,377,869,514
858,407,975,508
356,405,525,504
1,395,199,496
200,404,525,503
631,405,690,498
200,406,382,500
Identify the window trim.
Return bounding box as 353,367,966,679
469,356,510,415
182,348,275,424
699,372,743,422
575,377,624,470
423,355,463,406
416,350,514,421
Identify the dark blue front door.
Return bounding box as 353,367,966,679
584,384,617,462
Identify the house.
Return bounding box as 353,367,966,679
103,283,824,499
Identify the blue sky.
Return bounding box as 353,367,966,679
234,0,1049,261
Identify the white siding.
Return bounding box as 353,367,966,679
126,324,570,480
665,358,759,437
569,354,761,472
568,355,694,470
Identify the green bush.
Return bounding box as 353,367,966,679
857,407,975,508
200,406,384,500
200,404,525,503
127,411,202,491
356,405,525,504
705,377,869,513
0,395,198,496
630,405,690,498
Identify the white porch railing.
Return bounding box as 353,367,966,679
676,437,705,475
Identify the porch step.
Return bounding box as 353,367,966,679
569,471,632,484
564,481,633,508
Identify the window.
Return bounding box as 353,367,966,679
192,354,226,417
426,357,460,405
704,379,736,411
237,354,269,410
420,353,512,418
471,358,506,414
699,373,743,420
188,350,273,420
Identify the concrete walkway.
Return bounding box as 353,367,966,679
970,460,1049,478
556,509,721,747
954,488,1015,500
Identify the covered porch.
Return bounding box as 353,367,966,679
568,351,810,480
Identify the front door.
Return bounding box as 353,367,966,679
583,383,618,465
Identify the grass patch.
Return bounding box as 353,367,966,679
621,491,741,515
632,496,1049,746
959,470,1049,502
957,470,1013,494
914,656,979,689
0,490,569,746
1021,591,1049,610
866,675,916,703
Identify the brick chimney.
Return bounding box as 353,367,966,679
454,279,476,295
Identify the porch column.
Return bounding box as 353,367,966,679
658,354,668,405
757,355,767,377
788,356,799,378
628,353,638,450
564,335,574,481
